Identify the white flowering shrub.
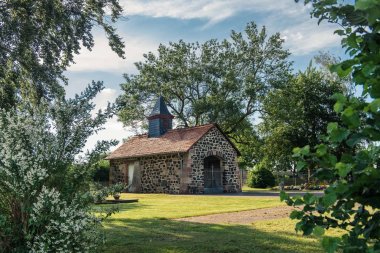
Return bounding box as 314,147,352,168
0,82,118,252
29,187,101,252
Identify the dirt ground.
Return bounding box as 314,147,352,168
175,205,295,225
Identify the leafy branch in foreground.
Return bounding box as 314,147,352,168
282,1,380,252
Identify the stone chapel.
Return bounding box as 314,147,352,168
106,96,242,194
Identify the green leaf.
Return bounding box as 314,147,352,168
294,198,305,206
335,162,352,177
290,210,304,219
327,122,338,133
331,62,353,78
280,191,289,202
355,0,378,10
296,161,307,171
334,29,345,36
322,237,340,253
292,147,302,157
369,99,380,112
342,107,360,129
331,93,347,103
322,192,337,207
313,226,325,236
329,63,340,73
346,133,363,147
303,193,317,205
341,59,357,70
324,0,337,5
346,34,358,49
302,223,314,236
300,145,310,155
362,127,380,141
329,127,349,143
335,183,349,194
334,101,344,113
327,154,337,166
369,82,380,98
316,144,327,157
338,67,352,78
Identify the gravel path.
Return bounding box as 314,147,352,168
175,205,294,225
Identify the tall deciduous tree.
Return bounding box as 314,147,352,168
0,0,125,109
259,64,346,182
117,22,292,167
281,1,380,252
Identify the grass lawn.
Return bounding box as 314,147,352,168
106,193,282,220
242,185,276,192
100,193,333,253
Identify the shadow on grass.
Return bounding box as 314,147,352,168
95,202,149,212
101,218,323,253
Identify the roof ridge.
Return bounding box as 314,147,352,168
126,123,215,140
167,123,215,133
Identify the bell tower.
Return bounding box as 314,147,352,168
147,96,174,137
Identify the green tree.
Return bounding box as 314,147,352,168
260,64,346,183
0,0,125,109
93,158,110,183
117,22,292,168
281,1,380,252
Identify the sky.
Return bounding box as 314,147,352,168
65,0,346,152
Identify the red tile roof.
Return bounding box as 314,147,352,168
106,124,216,159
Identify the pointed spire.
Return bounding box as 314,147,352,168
149,96,172,117
147,96,174,137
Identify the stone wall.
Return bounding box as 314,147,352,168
109,154,183,194
139,154,183,194
109,158,128,184
185,127,241,193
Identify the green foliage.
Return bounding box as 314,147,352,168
0,0,125,109
247,167,276,188
116,21,292,169
283,1,380,252
93,159,110,182
259,64,345,174
0,82,119,252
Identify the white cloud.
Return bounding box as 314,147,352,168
67,33,158,73
121,0,310,25
120,0,340,55
84,117,133,152
281,21,341,55
84,88,134,152
92,88,118,112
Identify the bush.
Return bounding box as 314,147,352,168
93,159,110,182
247,168,276,188
0,83,118,252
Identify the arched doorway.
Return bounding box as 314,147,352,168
204,156,223,193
